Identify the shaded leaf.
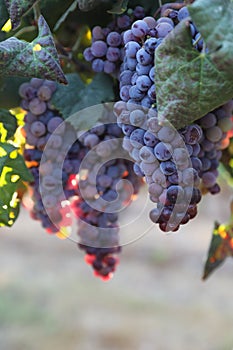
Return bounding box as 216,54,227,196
108,0,128,14
0,15,67,84
4,0,36,30
0,76,28,109
203,221,233,280
0,109,17,140
40,0,75,29
52,73,115,129
188,0,233,79
0,0,9,30
51,73,85,119
0,142,33,227
70,73,115,114
155,20,233,129
53,0,78,31
69,104,106,131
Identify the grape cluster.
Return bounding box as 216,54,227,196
20,82,142,279
20,78,74,233
68,109,141,279
114,9,233,232
83,6,145,75
196,104,233,194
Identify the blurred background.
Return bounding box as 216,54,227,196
0,184,233,350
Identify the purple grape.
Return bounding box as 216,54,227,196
156,22,173,38
91,41,108,57
92,58,104,72
132,20,149,38
106,32,122,47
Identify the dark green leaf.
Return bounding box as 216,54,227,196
155,20,233,129
0,15,67,84
0,109,17,139
53,0,78,31
188,0,233,79
4,0,37,29
203,221,233,280
70,73,115,114
0,142,33,227
108,0,128,14
69,104,106,131
40,0,75,29
51,73,85,119
0,0,9,29
52,73,115,129
0,76,28,109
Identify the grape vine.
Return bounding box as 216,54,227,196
0,0,233,281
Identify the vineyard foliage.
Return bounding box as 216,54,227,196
0,0,232,280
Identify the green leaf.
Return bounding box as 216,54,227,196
0,109,17,140
0,0,9,29
188,0,233,79
70,73,115,114
69,104,106,131
155,20,233,129
203,221,233,280
108,0,128,14
4,0,37,30
52,73,115,127
0,15,67,84
51,73,85,119
0,76,28,109
0,142,33,227
40,0,75,29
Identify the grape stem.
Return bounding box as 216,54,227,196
33,2,41,22
72,25,89,53
14,25,37,38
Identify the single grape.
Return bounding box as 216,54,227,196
177,7,190,21
29,98,47,115
91,40,108,57
37,85,53,101
131,20,149,38
106,32,122,47
156,22,173,38
92,58,104,72
30,121,46,137
154,142,172,161
136,48,153,66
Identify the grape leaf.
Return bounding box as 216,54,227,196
51,73,85,118
154,20,233,129
0,76,28,109
69,104,106,131
0,109,17,140
52,73,115,126
4,0,37,30
108,0,128,14
188,0,233,79
203,221,233,280
0,15,67,84
0,142,33,227
70,73,115,115
0,0,9,29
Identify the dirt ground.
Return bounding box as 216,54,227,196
0,184,233,350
